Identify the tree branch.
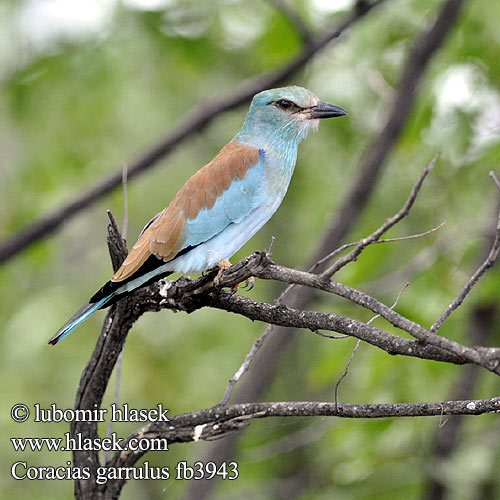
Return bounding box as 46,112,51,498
99,396,500,499
311,221,445,273
334,282,409,408
322,154,438,277
196,269,500,372
430,172,500,332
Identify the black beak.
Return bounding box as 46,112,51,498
309,101,348,119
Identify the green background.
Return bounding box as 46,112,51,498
1,0,499,498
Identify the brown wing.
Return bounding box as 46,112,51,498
111,142,260,282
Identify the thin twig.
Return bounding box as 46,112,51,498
268,235,276,255
108,396,500,466
251,262,500,370
322,153,439,278
313,329,351,340
274,221,443,304
105,162,129,463
439,405,449,428
334,282,410,409
121,161,128,241
489,170,500,191
334,340,361,412
430,172,500,332
311,221,445,272
218,324,275,406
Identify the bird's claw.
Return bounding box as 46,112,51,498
241,277,255,291
230,277,255,294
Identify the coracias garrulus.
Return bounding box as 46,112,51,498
48,86,347,345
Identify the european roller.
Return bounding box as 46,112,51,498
48,86,347,345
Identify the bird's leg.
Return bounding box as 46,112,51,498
214,260,255,292
214,260,232,286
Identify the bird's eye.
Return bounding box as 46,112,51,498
277,99,294,110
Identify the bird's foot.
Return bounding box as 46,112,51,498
228,276,255,294
214,260,232,286
214,261,255,293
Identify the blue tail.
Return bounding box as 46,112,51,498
48,259,174,346
48,296,110,346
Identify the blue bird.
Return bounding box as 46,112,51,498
48,86,347,345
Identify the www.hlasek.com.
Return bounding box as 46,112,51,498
11,431,168,453
10,403,238,483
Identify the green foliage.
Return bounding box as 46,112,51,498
1,0,500,498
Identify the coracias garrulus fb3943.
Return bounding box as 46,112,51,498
48,86,347,345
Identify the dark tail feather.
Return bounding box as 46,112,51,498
49,261,176,345
48,296,110,346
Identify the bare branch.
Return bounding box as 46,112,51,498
218,324,275,406
489,170,500,191
202,282,472,365
312,221,445,273
431,174,500,332
98,396,499,499
334,340,361,410
322,153,439,278
249,261,500,372
312,330,350,340
334,282,410,408
124,249,498,371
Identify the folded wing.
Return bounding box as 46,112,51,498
111,142,264,283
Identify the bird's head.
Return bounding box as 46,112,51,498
238,86,347,146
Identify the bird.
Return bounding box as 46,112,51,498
48,85,347,346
